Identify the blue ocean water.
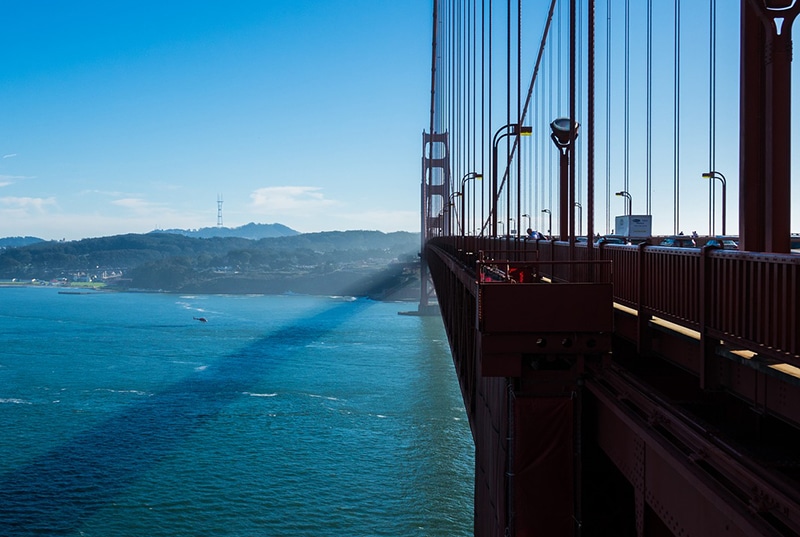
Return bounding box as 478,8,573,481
0,288,473,536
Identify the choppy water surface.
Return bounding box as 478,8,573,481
0,288,473,536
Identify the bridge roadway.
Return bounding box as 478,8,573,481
425,235,800,537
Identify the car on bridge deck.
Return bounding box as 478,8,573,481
704,237,739,250
659,235,697,248
595,235,628,245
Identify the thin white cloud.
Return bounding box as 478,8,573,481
333,209,419,232
111,197,166,214
81,189,138,198
2,153,17,159
0,174,35,184
0,196,57,211
250,186,337,214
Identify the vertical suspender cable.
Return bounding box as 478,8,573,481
505,0,511,238
605,0,611,234
511,0,559,235
558,0,563,114
708,0,717,235
570,0,577,252
673,0,681,234
535,67,540,223
460,0,465,202
624,0,630,197
473,0,478,235
573,2,584,226
481,0,490,234
507,0,512,236
542,18,558,226
646,0,653,215
482,0,486,235
519,0,523,237
588,0,595,247
487,0,493,235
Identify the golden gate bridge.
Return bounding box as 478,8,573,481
419,1,800,535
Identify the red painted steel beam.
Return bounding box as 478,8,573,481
588,366,800,535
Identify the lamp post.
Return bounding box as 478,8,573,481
541,209,552,237
702,171,727,236
550,118,580,241
615,191,632,216
492,123,532,236
460,172,483,236
521,213,530,234
574,202,582,237
449,192,462,236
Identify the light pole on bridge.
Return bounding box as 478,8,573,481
702,171,727,236
541,209,552,237
492,123,532,237
449,192,462,236
460,172,483,236
550,118,580,242
615,191,632,216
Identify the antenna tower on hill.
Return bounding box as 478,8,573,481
217,194,224,227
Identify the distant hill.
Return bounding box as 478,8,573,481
153,222,298,240
0,230,422,299
0,236,45,249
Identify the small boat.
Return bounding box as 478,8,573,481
193,316,208,323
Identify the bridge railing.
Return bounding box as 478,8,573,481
430,236,800,365
706,251,800,360
538,241,800,366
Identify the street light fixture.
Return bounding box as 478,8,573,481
449,192,462,236
615,191,632,216
541,208,552,236
492,123,532,236
549,118,580,241
702,171,727,236
550,117,580,147
521,213,530,234
460,172,483,236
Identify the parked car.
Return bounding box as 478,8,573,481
596,235,628,245
659,235,696,248
705,237,738,249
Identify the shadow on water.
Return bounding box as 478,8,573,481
0,298,373,535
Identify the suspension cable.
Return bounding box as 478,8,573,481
605,0,611,234
646,0,653,215
624,0,630,197
481,0,484,235
516,0,522,239
673,0,681,234
708,0,717,235
588,0,595,243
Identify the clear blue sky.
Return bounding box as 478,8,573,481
0,1,432,240
2,2,797,241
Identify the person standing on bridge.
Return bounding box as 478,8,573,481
526,228,545,240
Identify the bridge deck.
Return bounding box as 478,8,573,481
426,236,800,536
